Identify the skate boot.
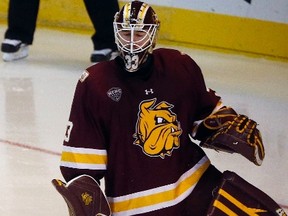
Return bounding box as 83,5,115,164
1,39,29,62
90,48,119,63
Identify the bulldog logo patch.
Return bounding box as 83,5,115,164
107,87,122,102
133,98,182,159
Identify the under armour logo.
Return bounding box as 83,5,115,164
145,88,154,95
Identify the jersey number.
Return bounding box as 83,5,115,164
125,55,139,71
64,121,73,142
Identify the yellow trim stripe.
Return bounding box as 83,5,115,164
108,156,210,216
60,146,107,170
213,200,238,216
213,189,267,215
61,152,106,164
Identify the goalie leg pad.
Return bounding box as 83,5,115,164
207,171,287,216
52,175,111,216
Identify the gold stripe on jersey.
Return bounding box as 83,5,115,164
108,156,210,215
213,189,267,215
60,146,107,170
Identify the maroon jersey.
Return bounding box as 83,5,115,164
60,48,221,215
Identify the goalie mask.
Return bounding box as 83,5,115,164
113,1,160,72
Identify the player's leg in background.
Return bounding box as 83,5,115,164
1,0,40,61
82,0,119,63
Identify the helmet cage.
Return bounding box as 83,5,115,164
114,22,158,55
113,1,160,72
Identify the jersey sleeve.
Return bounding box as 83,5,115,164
60,72,107,183
185,54,221,121
196,87,222,120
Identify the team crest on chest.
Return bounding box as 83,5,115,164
133,98,182,159
107,87,122,102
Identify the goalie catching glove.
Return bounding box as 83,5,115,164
193,107,265,166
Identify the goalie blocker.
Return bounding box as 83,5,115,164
52,175,111,216
192,106,265,166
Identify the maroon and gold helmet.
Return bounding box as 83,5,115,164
113,1,160,72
